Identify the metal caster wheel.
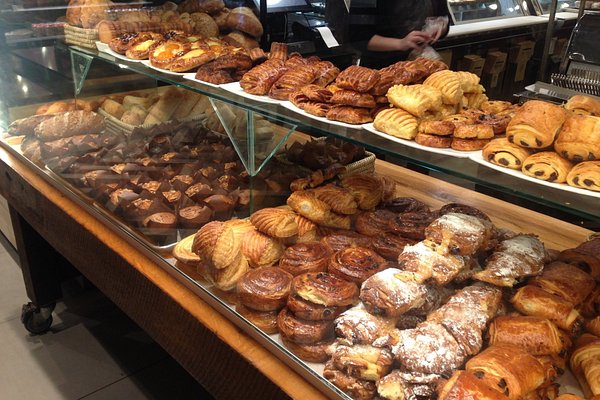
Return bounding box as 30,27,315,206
21,302,55,335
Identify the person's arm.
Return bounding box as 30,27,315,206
367,31,432,52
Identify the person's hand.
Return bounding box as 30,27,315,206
398,31,432,51
428,23,447,43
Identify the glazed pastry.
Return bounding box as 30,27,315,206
330,90,376,108
416,57,448,75
330,342,394,381
389,211,439,240
125,36,163,60
387,84,443,117
474,235,548,287
169,47,216,72
482,138,533,170
334,303,397,345
566,161,600,192
390,322,466,375
451,138,491,151
311,185,358,215
521,152,574,183
423,70,463,105
236,266,292,312
378,370,443,400
506,100,568,149
456,71,481,93
454,123,494,139
239,59,287,95
414,132,452,148
511,285,584,335
564,94,600,116
291,272,358,307
438,370,511,400
360,268,427,317
277,306,334,344
279,241,330,276
326,105,373,125
236,302,279,334
340,174,383,210
299,84,333,102
250,207,299,238
268,64,316,101
329,247,388,284
320,229,372,253
335,65,381,93
530,261,596,305
487,315,569,356
286,294,346,321
280,335,333,363
312,61,340,87
149,39,191,70
289,90,309,109
371,233,416,261
268,42,288,61
241,229,284,269
425,212,493,256
323,360,377,400
465,343,547,400
302,101,331,117
397,241,468,285
554,114,600,162
354,209,396,236
372,107,419,140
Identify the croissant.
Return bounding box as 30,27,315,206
386,84,442,117
326,105,373,125
397,241,467,286
554,114,600,162
312,61,340,87
570,335,600,397
323,360,377,400
425,212,493,256
330,90,376,108
334,303,397,346
530,261,596,306
565,94,600,116
483,137,533,170
268,64,317,100
239,59,287,95
335,65,381,93
424,70,464,105
522,152,574,183
506,100,568,149
372,107,418,140
379,370,443,400
566,161,600,192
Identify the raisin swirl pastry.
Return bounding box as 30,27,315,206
236,303,279,334
277,307,334,344
521,152,574,183
483,137,533,170
287,294,346,321
329,247,388,284
280,335,334,363
355,209,396,236
360,269,427,317
389,210,438,240
279,241,330,276
566,161,600,192
250,207,299,238
372,233,417,261
291,272,359,307
236,267,293,312
380,197,431,214
320,229,373,253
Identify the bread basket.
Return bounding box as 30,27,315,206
64,24,99,49
98,108,206,136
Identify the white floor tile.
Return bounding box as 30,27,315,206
0,249,27,323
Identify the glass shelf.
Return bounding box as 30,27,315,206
68,46,599,224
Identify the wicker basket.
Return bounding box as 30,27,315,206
64,24,98,49
98,108,206,135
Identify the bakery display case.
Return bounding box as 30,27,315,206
447,0,528,24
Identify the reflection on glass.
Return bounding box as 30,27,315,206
449,0,527,23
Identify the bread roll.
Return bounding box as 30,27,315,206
101,98,125,119
190,12,219,37
120,105,147,126
226,7,263,38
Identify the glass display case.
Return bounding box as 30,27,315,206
448,0,528,24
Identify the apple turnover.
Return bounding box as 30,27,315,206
386,84,442,117
373,108,418,140
424,70,463,105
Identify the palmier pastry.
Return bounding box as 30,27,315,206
277,307,334,344
565,94,600,116
326,105,373,125
287,294,345,321
566,161,600,192
474,234,548,287
240,59,287,95
311,184,358,215
250,207,298,238
312,61,340,87
236,266,292,312
360,269,427,317
335,65,381,93
415,132,452,148
522,152,574,183
320,229,372,253
302,101,331,117
329,247,387,284
425,212,492,256
323,360,377,400
299,84,333,102
387,84,442,117
371,233,416,261
330,342,394,382
354,209,396,236
506,100,568,149
280,335,333,363
340,174,383,210
424,70,463,105
555,114,600,162
279,241,330,276
149,39,191,70
483,137,533,170
530,261,595,305
268,64,316,101
398,241,467,285
236,303,279,334
334,303,397,345
241,229,284,268
438,370,511,400
292,272,358,307
372,107,418,140
330,90,376,108
389,210,438,240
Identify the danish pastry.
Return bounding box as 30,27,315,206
149,39,191,70
522,152,574,183
424,70,463,105
566,161,600,192
372,107,418,140
554,114,600,162
326,105,373,125
239,59,287,95
328,247,388,284
506,100,568,149
483,138,533,170
450,137,490,151
335,65,381,93
237,266,292,312
279,241,330,276
481,100,512,114
387,84,442,117
330,90,376,108
169,47,216,72
291,272,359,307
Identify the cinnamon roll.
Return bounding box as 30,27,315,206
236,303,279,334
236,267,293,312
389,211,438,240
329,247,388,284
279,241,330,276
355,209,397,236
277,306,334,344
280,335,334,363
250,207,299,238
360,269,427,317
291,272,359,307
371,233,416,261
286,294,346,321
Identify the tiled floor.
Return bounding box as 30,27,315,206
0,235,214,400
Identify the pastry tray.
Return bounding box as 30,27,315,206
280,101,367,130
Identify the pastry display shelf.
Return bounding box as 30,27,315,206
68,45,600,225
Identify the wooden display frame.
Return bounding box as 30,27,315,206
0,142,592,399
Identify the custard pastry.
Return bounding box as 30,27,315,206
372,107,419,140
566,161,600,192
482,137,533,170
423,70,463,105
555,114,600,162
386,84,442,117
522,151,574,183
506,100,568,149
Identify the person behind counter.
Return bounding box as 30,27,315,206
360,0,450,69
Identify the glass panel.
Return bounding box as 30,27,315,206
537,0,578,12
449,0,527,23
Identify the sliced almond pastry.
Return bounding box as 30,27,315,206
149,39,191,70
169,48,217,72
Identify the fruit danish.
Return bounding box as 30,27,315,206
149,39,191,69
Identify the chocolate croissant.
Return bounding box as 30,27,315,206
566,161,600,192
557,237,600,281
506,100,568,149
438,370,511,400
554,114,600,162
530,261,596,306
425,212,494,256
329,342,394,382
360,268,427,317
522,151,574,183
397,241,467,285
482,137,533,170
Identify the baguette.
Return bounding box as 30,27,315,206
7,114,59,136
33,111,106,141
